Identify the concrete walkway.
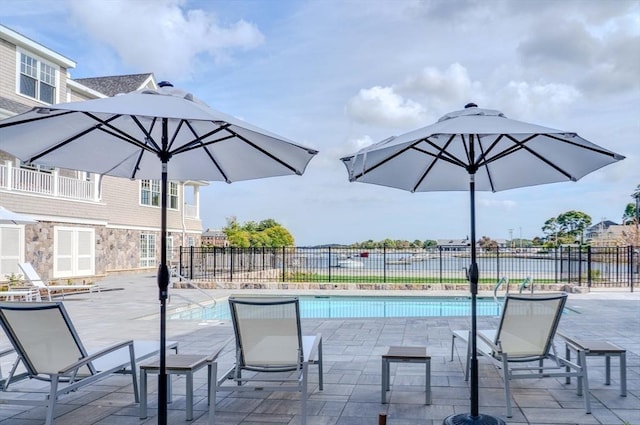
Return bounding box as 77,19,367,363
0,273,638,424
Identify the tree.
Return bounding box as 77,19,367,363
478,236,498,251
622,184,640,225
222,217,295,247
542,210,592,246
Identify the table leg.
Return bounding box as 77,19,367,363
620,352,627,397
425,360,431,405
381,358,388,404
186,371,193,421
140,369,148,419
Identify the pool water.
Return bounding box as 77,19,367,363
168,296,503,321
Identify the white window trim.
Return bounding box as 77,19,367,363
140,233,157,268
0,225,26,279
139,180,180,210
53,226,95,278
15,47,60,104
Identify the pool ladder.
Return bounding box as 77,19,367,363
169,269,217,309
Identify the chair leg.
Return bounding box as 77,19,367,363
208,362,217,425
317,338,324,391
128,344,140,403
301,363,309,425
578,350,591,414
501,356,513,418
46,375,60,425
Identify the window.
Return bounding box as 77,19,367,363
19,52,56,104
0,226,24,277
53,227,95,278
140,233,156,267
140,180,179,209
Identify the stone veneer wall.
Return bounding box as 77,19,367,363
24,222,194,280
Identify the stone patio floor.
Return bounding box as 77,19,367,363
0,273,638,425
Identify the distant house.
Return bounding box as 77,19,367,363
0,24,205,281
437,238,471,251
201,228,229,247
585,220,631,246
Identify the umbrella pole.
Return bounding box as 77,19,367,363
443,174,505,425
157,126,170,425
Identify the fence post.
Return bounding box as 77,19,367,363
383,245,387,283
282,246,286,282
496,246,501,283
328,246,332,283
578,245,583,287
586,245,591,289
230,247,234,282
439,246,443,283
189,245,194,279
555,246,559,283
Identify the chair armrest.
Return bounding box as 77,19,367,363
306,333,322,363
206,337,234,363
58,340,135,375
477,331,502,354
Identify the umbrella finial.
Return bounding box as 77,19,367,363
464,102,478,109
158,81,174,88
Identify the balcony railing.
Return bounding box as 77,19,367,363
184,203,198,219
0,162,98,202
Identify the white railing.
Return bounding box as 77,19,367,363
184,203,198,219
0,162,97,202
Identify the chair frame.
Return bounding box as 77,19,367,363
211,296,323,425
452,293,591,418
19,262,100,301
0,302,144,425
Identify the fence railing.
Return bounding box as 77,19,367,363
175,245,638,290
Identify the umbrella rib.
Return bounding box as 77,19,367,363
411,134,458,192
27,113,128,163
170,122,232,156
0,109,76,129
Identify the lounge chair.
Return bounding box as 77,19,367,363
451,293,590,418
0,286,40,302
0,301,177,425
212,296,323,425
18,262,100,301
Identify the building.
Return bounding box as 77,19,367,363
0,24,205,281
201,228,229,247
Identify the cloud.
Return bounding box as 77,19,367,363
495,81,582,120
345,86,426,128
345,63,483,128
66,0,264,81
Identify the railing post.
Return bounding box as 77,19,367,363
496,246,500,283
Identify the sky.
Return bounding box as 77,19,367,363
1,0,638,246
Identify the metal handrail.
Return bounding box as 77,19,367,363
170,269,217,307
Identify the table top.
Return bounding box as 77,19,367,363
383,346,429,359
140,354,209,372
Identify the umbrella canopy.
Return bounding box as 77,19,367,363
0,206,37,224
342,105,623,192
341,104,624,425
0,83,318,425
0,85,316,181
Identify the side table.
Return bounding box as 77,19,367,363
558,332,626,396
381,346,431,405
140,354,211,421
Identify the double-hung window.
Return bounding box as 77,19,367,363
141,180,179,209
19,52,56,104
140,233,156,267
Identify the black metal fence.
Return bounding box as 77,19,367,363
174,245,638,290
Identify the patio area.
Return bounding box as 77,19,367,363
0,273,638,425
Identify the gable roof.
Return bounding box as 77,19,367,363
74,73,156,97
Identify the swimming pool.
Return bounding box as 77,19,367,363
167,296,503,321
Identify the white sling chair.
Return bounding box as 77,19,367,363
0,302,176,425
451,293,591,418
211,296,323,425
19,262,100,301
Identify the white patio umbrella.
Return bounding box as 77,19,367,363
0,82,318,425
341,103,624,425
0,206,37,224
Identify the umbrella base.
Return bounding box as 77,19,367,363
443,413,506,425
